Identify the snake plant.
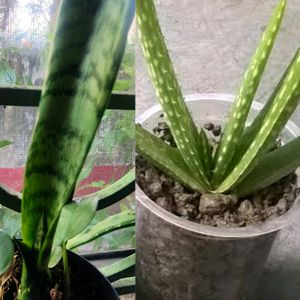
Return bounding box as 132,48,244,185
0,0,134,299
136,0,300,197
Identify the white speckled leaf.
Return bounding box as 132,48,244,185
136,125,206,192
237,136,300,196
218,49,300,193
213,0,286,186
137,0,211,188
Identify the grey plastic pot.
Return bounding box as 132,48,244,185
135,94,300,300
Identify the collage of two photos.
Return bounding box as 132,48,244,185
0,0,300,299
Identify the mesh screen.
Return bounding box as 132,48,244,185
0,107,134,196
0,0,135,93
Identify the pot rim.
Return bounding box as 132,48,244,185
136,93,300,239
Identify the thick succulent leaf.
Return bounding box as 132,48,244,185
112,277,135,295
136,125,205,192
0,140,12,148
228,49,300,173
213,0,286,185
0,183,21,212
49,197,98,267
218,49,300,193
81,168,135,211
67,210,135,249
0,230,14,275
100,253,135,282
136,0,210,187
21,0,134,270
236,137,300,196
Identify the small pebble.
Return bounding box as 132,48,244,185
276,198,287,213
204,122,214,131
148,182,162,196
238,200,255,219
212,125,222,136
156,197,173,212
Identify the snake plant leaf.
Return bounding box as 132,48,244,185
0,140,12,148
228,49,300,174
67,210,135,250
21,0,134,272
0,230,14,276
81,168,135,210
136,124,205,192
213,0,286,185
100,253,135,282
0,183,21,212
48,197,99,267
136,0,211,187
218,49,300,193
112,277,136,295
236,136,300,196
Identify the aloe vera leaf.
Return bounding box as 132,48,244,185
136,0,210,186
200,128,213,180
21,0,134,273
217,50,300,193
0,183,21,212
0,140,12,148
66,210,135,249
227,49,300,174
100,253,135,282
213,0,286,185
0,230,14,276
236,137,300,196
136,124,206,192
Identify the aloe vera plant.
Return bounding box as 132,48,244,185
0,0,134,299
136,0,300,197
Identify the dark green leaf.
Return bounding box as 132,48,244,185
237,137,300,196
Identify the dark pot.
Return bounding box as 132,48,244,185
68,251,119,300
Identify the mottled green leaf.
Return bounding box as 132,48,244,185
137,0,210,187
136,124,205,192
218,49,300,193
100,253,135,281
229,48,300,173
21,0,135,273
67,210,135,249
237,137,300,196
213,0,286,185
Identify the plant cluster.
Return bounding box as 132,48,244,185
0,0,135,299
136,0,300,197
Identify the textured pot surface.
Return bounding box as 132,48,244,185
69,251,119,300
135,94,300,300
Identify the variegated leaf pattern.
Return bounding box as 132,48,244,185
213,0,286,186
137,0,211,188
19,0,134,299
136,125,205,192
218,49,300,193
226,49,300,176
237,137,300,196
